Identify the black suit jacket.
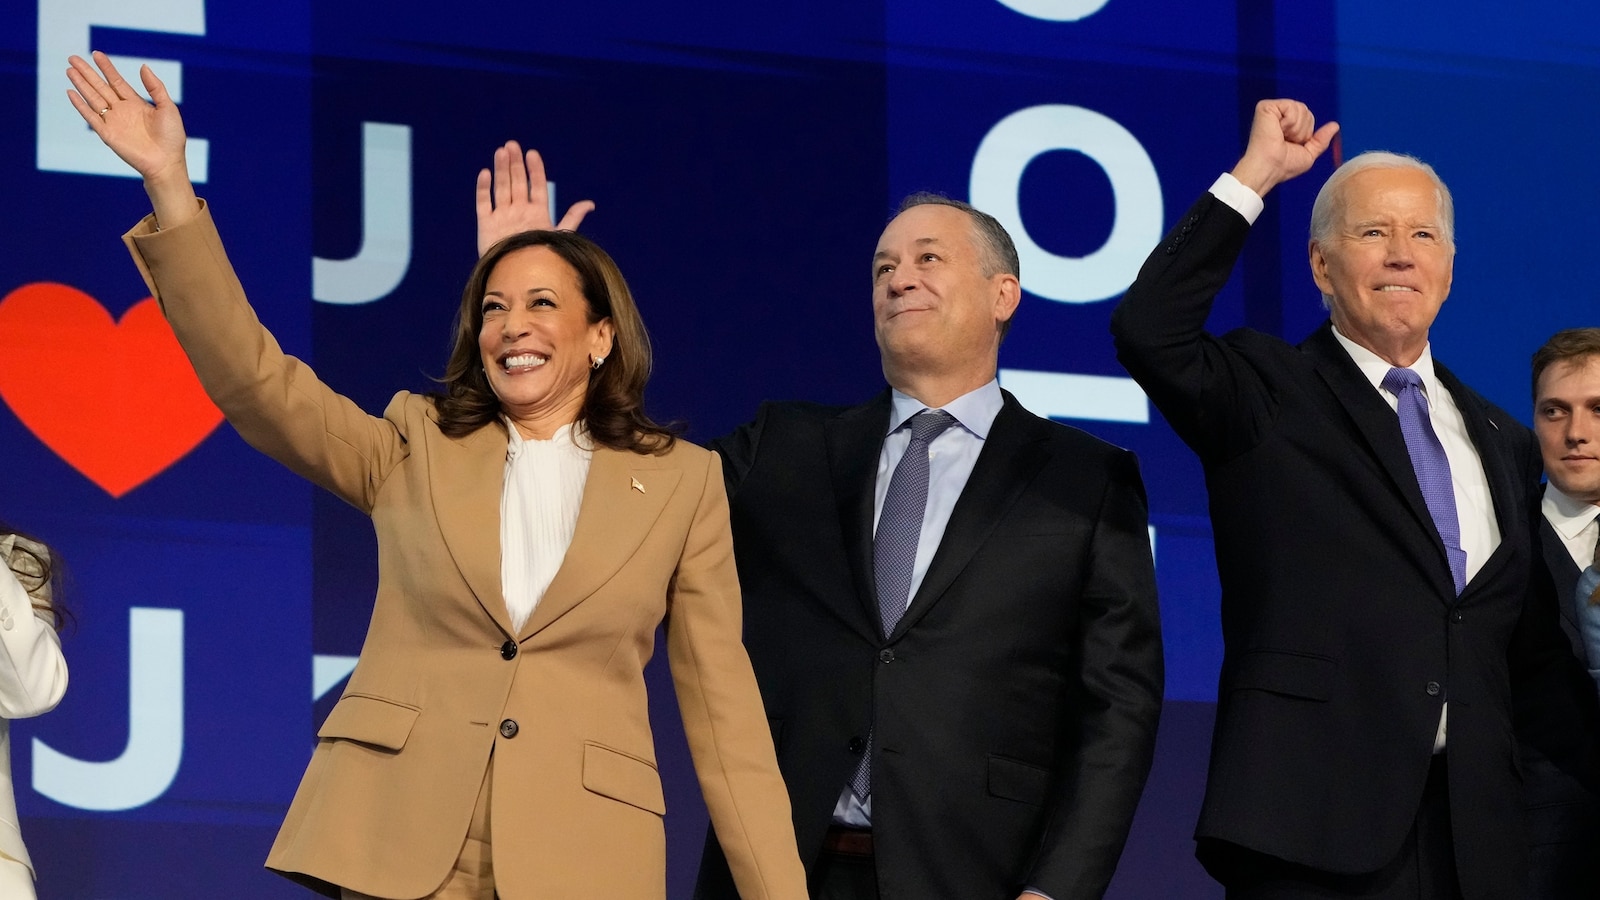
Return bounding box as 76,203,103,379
693,391,1164,900
1111,192,1593,899
1538,515,1585,661
1523,513,1600,898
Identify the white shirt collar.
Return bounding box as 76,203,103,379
886,380,1004,440
1544,481,1600,541
1331,326,1441,398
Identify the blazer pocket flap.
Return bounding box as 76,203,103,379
1233,649,1335,701
318,694,421,751
582,741,666,815
987,755,1051,805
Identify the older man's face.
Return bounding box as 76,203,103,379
1536,356,1600,505
1309,166,1454,363
871,204,1013,380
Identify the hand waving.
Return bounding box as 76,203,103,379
475,141,595,256
1229,99,1340,197
66,51,198,228
66,52,188,183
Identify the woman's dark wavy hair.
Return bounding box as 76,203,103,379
432,230,679,454
1,523,70,633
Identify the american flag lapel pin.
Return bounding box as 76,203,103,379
631,476,645,494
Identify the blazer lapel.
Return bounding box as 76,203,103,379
428,420,515,637
826,393,893,643
519,447,680,639
1303,324,1456,599
888,394,1049,641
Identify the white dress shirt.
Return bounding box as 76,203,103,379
1329,330,1500,583
1544,483,1600,690
500,422,592,632
1542,482,1600,571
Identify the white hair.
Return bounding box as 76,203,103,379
1309,151,1454,309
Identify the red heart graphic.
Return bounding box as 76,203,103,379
0,282,223,498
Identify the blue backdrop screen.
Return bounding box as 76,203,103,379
0,1,1590,896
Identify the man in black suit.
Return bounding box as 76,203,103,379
693,194,1164,900
1111,99,1597,899
1524,327,1600,897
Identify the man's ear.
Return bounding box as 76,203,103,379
993,274,1022,324
1308,240,1334,298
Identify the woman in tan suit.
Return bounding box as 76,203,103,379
67,52,806,900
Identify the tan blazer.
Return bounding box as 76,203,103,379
125,205,805,900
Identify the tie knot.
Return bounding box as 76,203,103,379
908,409,958,445
1382,366,1424,396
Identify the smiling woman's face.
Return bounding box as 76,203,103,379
477,245,613,438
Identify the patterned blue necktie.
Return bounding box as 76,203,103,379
873,409,958,635
849,409,957,802
1382,367,1467,595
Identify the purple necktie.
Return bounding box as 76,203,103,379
849,409,957,801
1382,367,1467,595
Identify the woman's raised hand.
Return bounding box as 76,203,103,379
66,51,198,228
475,140,595,256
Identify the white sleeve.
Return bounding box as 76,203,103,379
1209,172,1266,224
0,545,68,719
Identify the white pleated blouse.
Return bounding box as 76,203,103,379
500,421,593,631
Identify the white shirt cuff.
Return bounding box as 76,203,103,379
1208,172,1265,225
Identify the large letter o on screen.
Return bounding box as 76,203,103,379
970,104,1162,304
993,0,1111,21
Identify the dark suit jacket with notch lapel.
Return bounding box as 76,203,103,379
693,390,1164,900
1522,512,1600,897
1538,517,1586,659
1111,191,1597,899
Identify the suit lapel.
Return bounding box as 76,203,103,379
428,419,516,637
826,393,893,643
1302,324,1456,599
889,394,1049,640
1435,362,1521,597
521,448,681,639
1538,514,1583,644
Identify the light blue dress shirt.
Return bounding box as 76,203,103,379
872,381,1005,612
832,379,1003,829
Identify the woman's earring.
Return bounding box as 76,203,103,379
590,355,606,370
